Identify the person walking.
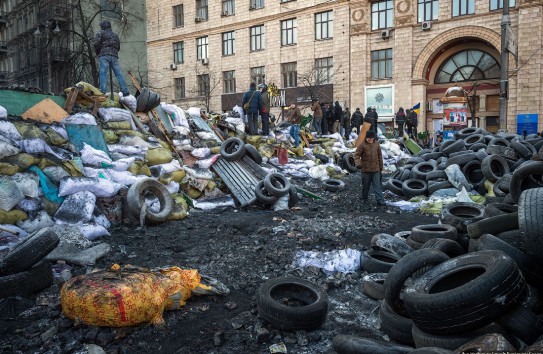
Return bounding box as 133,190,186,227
395,107,406,137
241,82,264,135
332,101,342,134
342,107,351,141
371,107,379,133
353,130,386,207
93,20,130,97
350,108,363,135
311,100,323,135
406,108,418,138
287,103,302,147
364,107,377,133
259,84,270,136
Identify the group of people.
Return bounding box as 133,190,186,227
394,107,418,138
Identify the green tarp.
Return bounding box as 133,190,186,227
0,90,66,116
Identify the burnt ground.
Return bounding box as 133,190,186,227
0,174,438,354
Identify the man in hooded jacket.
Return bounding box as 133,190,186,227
259,84,270,136
241,83,264,135
93,21,130,96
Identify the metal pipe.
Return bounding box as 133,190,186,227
499,3,510,130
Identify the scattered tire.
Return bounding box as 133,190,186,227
412,161,437,180
288,185,299,208
510,161,543,203
464,134,484,147
342,153,358,173
332,335,412,354
256,277,329,331
255,180,278,205
0,228,58,277
488,137,511,147
481,155,510,183
518,188,543,261
361,273,386,300
360,250,400,273
406,235,424,250
220,137,246,161
371,233,413,257
411,224,457,243
244,144,262,165
441,139,465,156
457,127,483,138
127,178,174,224
462,160,484,184
0,260,54,298
428,181,454,194
483,203,518,217
498,305,543,345
407,157,425,165
420,152,442,161
440,202,485,232
385,178,404,196
402,179,427,197
411,324,507,351
466,212,519,239
494,229,524,251
512,140,534,159
404,250,526,335
399,168,411,182
322,178,345,192
426,170,447,181
379,300,415,345
264,173,291,197
470,143,488,152
474,148,489,160
420,238,465,257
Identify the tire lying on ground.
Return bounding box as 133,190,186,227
385,178,404,196
510,161,543,204
322,178,345,192
341,153,358,173
402,179,427,197
371,233,413,257
264,173,290,197
497,305,543,345
412,161,437,180
255,180,278,205
404,250,526,335
287,185,299,208
379,300,415,345
127,178,173,224
220,137,246,161
256,277,329,331
411,323,508,351
411,224,457,243
466,212,519,239
420,238,465,257
518,187,543,262
361,273,386,300
441,139,465,157
462,160,485,185
483,203,518,217
244,144,262,165
360,250,401,273
440,202,485,232
0,260,54,298
481,155,510,183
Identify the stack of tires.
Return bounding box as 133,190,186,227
385,127,543,198
356,191,543,352
0,228,59,298
255,172,298,208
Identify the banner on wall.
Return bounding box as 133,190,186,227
443,102,468,126
365,84,394,118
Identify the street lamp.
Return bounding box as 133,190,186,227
33,20,60,93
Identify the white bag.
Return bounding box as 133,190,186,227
62,113,97,125
54,191,96,224
16,210,54,234
0,105,7,119
58,177,125,197
0,120,22,142
0,176,24,212
0,141,20,159
81,143,112,167
119,93,137,113
10,173,39,198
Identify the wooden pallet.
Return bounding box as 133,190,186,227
64,86,101,116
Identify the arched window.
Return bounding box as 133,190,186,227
435,49,500,83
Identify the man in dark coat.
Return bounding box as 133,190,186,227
395,107,406,137
241,83,264,135
353,130,385,206
322,103,331,135
332,101,342,133
342,107,351,140
259,84,270,136
93,20,130,96
364,107,377,133
350,108,363,135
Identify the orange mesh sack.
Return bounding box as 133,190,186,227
160,267,201,310
61,264,179,327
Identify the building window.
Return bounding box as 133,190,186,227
316,57,333,84
250,0,264,9
250,25,265,51
280,0,295,2
223,70,236,93
222,31,235,56
490,0,515,10
251,66,265,85
435,49,500,83
173,41,184,64
101,0,122,20
371,1,393,30
281,18,297,46
315,11,333,40
196,0,208,20
281,62,297,88
418,0,438,22
173,4,184,27
222,0,235,15
196,36,208,60
452,0,475,17
175,77,185,99
198,74,210,96
371,49,393,79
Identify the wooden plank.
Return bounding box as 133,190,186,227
21,98,69,124
355,122,373,147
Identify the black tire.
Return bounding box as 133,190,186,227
402,179,427,197
407,157,425,165
342,153,358,173
288,185,299,208
412,161,437,180
448,150,475,159
360,250,401,274
496,174,512,193
255,180,278,205
436,157,448,170
314,154,329,163
466,212,519,239
220,137,246,161
264,173,291,197
361,273,386,300
462,160,484,184
510,161,543,203
384,249,449,317
256,277,329,331
488,137,511,147
512,141,534,159
127,178,173,224
406,235,424,250
411,323,507,350
440,202,485,232
494,229,524,251
404,250,527,335
399,168,411,182
441,139,465,157
470,143,488,152
420,152,442,161
463,134,484,147
322,178,345,192
245,144,262,165
497,305,543,346
510,157,526,172
439,139,456,152
0,228,59,276
483,203,518,217
518,188,543,261
420,238,465,257
0,260,53,298
409,348,453,354
427,181,454,194
371,233,413,257
487,145,517,160
386,178,404,196
426,170,447,181
457,127,483,139
475,148,489,160
481,155,510,183
411,224,457,243
414,149,432,157
332,335,412,354
379,300,415,345
394,231,411,239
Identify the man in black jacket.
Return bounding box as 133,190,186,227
332,101,342,133
93,21,130,96
350,108,363,135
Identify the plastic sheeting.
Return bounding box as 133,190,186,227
293,249,362,274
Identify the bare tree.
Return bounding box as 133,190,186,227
193,65,221,113
297,61,341,107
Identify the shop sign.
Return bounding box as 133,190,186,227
365,84,394,117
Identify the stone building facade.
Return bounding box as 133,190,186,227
146,0,543,134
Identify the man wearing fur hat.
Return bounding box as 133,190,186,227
353,130,385,207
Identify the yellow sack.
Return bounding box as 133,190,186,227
312,145,326,155
116,130,146,139
258,144,274,158
170,170,186,183
45,128,68,146
41,197,60,215
13,122,50,142
1,153,38,169
290,145,304,157
38,158,58,170
62,160,84,177
0,163,20,175
61,265,179,327
206,180,217,191
159,173,173,185
0,209,28,224
246,135,262,145
210,146,221,154
70,81,103,96
104,121,132,130
146,148,173,166
102,130,119,144
187,187,202,199
128,161,152,177
169,194,189,220
484,180,496,197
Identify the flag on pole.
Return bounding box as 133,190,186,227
413,102,421,115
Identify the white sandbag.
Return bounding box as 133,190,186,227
0,105,6,119
98,107,136,130
10,173,39,198
16,198,43,217
84,167,145,186
173,126,191,136
16,210,54,234
119,93,137,113
232,106,245,123
186,107,202,118
191,147,210,158
0,120,22,142
161,103,189,128
273,194,290,211
43,166,71,185
118,135,160,149
195,154,220,169
193,195,236,211
54,191,96,224
308,165,330,181
49,124,68,139
195,132,217,140
80,143,112,167
183,166,214,180
93,212,111,229
149,160,182,175
225,117,245,131
80,223,110,241
62,112,97,125
107,144,148,156
173,139,192,147
58,177,125,197
0,141,20,159
109,157,136,171
163,180,180,194
0,176,24,212
19,138,72,161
